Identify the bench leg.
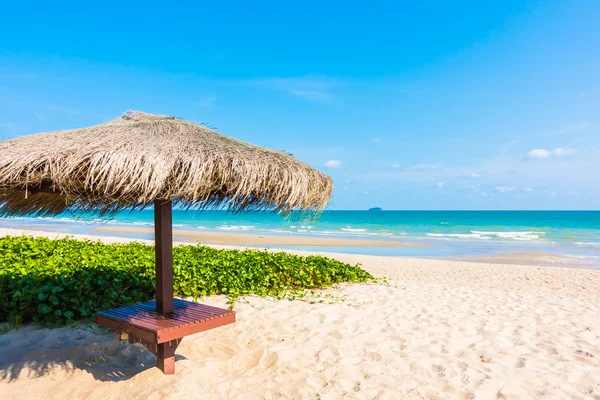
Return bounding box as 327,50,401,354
118,332,182,374
157,340,179,375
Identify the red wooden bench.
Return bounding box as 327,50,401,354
94,200,236,374
96,298,235,374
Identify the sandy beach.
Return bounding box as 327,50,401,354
1,229,600,399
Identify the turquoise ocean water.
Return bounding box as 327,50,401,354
2,210,599,261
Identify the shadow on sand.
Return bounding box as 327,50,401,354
0,322,186,382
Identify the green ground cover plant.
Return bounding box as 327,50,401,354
0,236,372,327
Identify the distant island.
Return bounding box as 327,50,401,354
368,207,383,211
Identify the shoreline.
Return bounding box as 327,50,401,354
93,225,431,247
1,216,600,266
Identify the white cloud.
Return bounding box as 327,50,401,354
523,186,533,192
324,160,341,168
391,163,401,168
372,137,382,144
553,148,577,156
495,186,517,193
480,192,488,197
526,147,576,159
545,190,556,197
436,181,445,188
527,149,551,159
471,172,481,178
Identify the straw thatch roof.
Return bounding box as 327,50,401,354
0,111,332,217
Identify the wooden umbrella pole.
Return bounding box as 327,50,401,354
154,199,174,315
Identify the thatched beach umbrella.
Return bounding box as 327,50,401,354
0,111,332,373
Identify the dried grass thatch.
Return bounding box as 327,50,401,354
0,111,332,217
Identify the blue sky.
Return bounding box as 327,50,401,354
1,1,598,210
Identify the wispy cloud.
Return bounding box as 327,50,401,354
195,95,216,108
523,186,533,192
407,163,440,171
7,99,104,118
436,181,445,188
248,76,340,104
554,148,577,156
556,122,590,135
0,122,18,139
495,186,517,193
538,122,592,137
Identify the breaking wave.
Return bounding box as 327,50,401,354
427,231,546,242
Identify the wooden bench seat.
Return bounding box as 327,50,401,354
96,298,235,374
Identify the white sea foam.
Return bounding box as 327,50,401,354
216,225,255,231
265,229,292,234
472,231,545,241
574,242,600,248
341,228,367,232
131,221,154,227
306,229,398,239
427,233,490,240
427,231,546,242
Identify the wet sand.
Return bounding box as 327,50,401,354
452,251,600,269
93,225,430,247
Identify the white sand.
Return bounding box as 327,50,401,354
1,229,600,399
